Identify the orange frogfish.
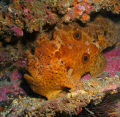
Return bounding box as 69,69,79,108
24,16,118,100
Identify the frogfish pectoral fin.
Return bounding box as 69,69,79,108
45,90,62,100
24,74,34,85
90,53,107,78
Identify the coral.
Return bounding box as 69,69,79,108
62,1,93,23
0,42,27,65
104,45,120,77
0,0,58,41
0,42,28,102
91,0,120,14
0,82,26,102
0,88,8,102
24,16,118,100
10,70,22,81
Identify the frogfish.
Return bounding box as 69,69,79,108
24,16,118,100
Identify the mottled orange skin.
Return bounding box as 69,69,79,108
24,16,118,100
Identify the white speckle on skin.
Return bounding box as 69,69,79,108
87,48,90,54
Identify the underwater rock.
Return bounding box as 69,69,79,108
1,76,120,117
0,0,120,42
24,16,118,100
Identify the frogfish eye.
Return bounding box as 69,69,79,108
73,31,82,40
84,56,88,61
82,53,90,64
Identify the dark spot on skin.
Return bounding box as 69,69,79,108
93,32,98,42
104,30,107,36
66,66,70,72
61,61,64,64
46,6,49,9
92,38,96,42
